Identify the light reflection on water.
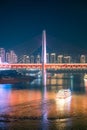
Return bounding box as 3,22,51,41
41,86,49,130
56,96,71,112
0,73,87,129
0,84,12,113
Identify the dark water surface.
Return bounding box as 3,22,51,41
0,73,87,130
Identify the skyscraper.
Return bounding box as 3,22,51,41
30,55,34,63
6,50,17,63
36,54,41,63
0,48,5,62
64,56,71,63
21,55,30,63
6,52,10,63
57,55,63,63
46,53,49,63
80,55,86,63
50,53,56,63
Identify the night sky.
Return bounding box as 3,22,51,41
0,0,87,55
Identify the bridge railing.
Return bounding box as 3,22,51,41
0,63,87,70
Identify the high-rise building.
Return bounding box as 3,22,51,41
64,56,71,63
13,54,18,63
25,56,30,63
10,50,17,63
6,52,10,63
50,53,56,63
57,55,63,63
6,50,17,63
0,48,5,62
80,55,86,63
46,53,49,63
36,54,41,63
30,55,34,63
21,55,30,63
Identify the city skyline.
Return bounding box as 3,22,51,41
0,47,87,64
0,0,87,55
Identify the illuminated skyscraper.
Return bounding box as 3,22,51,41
25,56,30,63
6,50,17,63
64,56,71,63
21,55,30,63
46,53,49,63
36,54,41,63
80,55,86,63
10,50,17,63
57,55,63,63
30,55,34,63
50,53,56,63
0,48,5,62
6,52,10,63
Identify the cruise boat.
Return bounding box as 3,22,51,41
84,74,87,81
56,89,71,99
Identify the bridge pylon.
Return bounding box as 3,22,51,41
42,30,46,86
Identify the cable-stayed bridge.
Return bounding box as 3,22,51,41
0,63,87,73
0,30,87,72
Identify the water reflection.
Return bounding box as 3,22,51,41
55,95,72,120
0,73,87,129
70,76,73,91
55,90,72,129
41,71,49,129
0,84,12,113
41,86,49,130
84,78,87,93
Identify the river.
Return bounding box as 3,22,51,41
0,73,87,130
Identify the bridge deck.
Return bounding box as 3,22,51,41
0,63,87,70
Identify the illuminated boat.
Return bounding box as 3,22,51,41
84,74,87,81
56,89,71,99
